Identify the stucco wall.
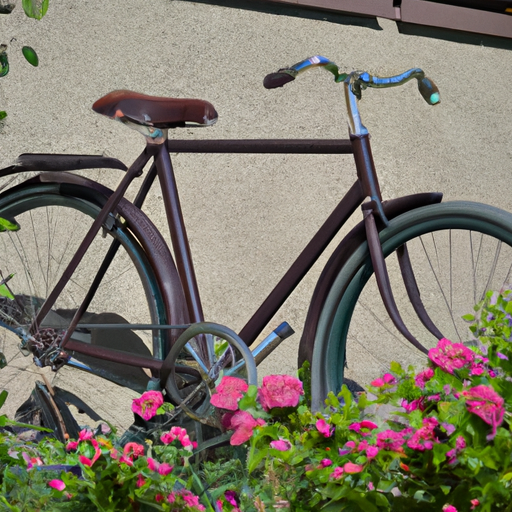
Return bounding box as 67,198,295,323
1,0,511,399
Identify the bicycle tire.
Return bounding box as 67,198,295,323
0,180,167,431
311,201,512,410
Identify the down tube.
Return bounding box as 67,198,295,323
238,179,365,347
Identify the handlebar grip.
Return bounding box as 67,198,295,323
263,69,297,89
417,76,440,105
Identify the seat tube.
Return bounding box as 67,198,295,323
154,142,204,323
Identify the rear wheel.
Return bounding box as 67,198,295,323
0,181,166,432
311,202,512,409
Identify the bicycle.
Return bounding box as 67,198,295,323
1,55,512,445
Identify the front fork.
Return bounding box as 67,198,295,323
363,203,432,355
353,133,441,354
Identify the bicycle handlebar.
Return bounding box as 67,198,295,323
264,55,440,106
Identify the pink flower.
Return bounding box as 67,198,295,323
401,398,426,412
343,462,364,474
136,474,145,488
258,375,304,411
376,429,409,452
462,385,505,439
158,463,174,475
366,445,379,459
132,390,164,420
228,410,266,445
371,373,396,387
407,417,439,451
66,441,79,451
48,479,66,491
161,426,194,450
443,505,457,512
471,499,480,509
123,442,145,459
320,458,332,467
270,439,292,451
78,439,101,467
331,466,344,479
429,338,475,374
316,419,333,437
361,420,378,430
210,376,248,411
78,429,94,441
415,368,434,389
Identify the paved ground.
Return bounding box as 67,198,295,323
0,0,511,430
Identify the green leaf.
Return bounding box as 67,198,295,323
0,283,14,300
0,48,8,78
413,490,435,503
22,46,39,67
0,111,6,120
0,351,6,369
0,389,7,408
22,0,48,19
0,217,20,231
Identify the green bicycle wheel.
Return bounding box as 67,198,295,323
0,181,166,431
311,201,512,410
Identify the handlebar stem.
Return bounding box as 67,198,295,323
282,56,435,136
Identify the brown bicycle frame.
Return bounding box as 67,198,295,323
24,132,437,376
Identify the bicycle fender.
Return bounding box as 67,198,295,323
299,192,443,368
5,172,190,352
0,153,127,178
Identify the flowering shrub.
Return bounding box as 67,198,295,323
1,289,512,511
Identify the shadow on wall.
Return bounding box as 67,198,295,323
185,0,512,51
180,0,383,29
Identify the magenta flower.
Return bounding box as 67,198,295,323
429,338,475,374
331,466,344,479
270,439,292,451
147,457,173,475
366,445,379,459
343,462,364,474
78,429,94,441
462,385,505,438
228,410,266,445
78,438,101,467
376,429,410,452
320,458,332,468
48,479,66,491
66,441,78,451
210,376,249,411
123,442,145,459
132,390,164,421
371,373,396,387
136,473,146,488
415,367,434,389
407,417,439,451
316,419,333,437
258,375,304,411
443,505,458,512
161,426,194,450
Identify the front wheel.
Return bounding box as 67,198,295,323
311,202,512,409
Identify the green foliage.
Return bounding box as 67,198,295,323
22,0,48,20
2,290,512,510
2,0,49,118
